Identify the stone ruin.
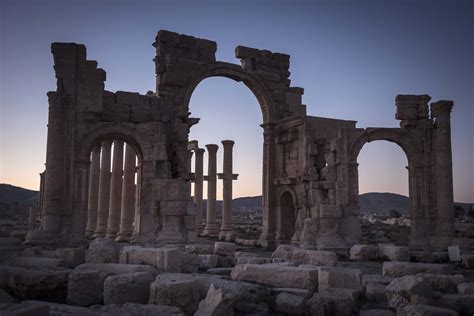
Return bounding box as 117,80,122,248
1,30,472,316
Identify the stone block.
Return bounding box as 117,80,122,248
149,273,205,315
275,292,305,315
194,284,234,316
318,267,362,291
365,282,387,303
85,238,120,263
56,247,85,268
0,301,50,316
119,246,181,272
180,252,200,273
216,255,236,268
362,274,393,285
214,242,236,257
378,244,410,261
272,287,312,299
184,244,214,255
103,272,155,305
116,91,140,105
448,246,461,262
67,269,103,306
120,303,184,315
236,256,272,265
75,262,157,275
385,275,432,310
306,289,354,316
398,304,458,316
440,293,474,315
416,273,464,293
231,263,319,291
206,268,232,276
3,256,65,269
272,245,338,266
383,262,454,277
457,282,474,294
350,244,378,261
360,309,395,316
9,268,70,302
0,288,13,303
433,252,450,262
461,254,474,268
199,254,218,269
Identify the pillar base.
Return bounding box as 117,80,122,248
93,229,106,238
219,228,235,242
115,232,132,242
23,230,63,246
202,224,219,237
85,230,95,239
105,230,118,239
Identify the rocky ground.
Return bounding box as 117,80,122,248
0,218,473,315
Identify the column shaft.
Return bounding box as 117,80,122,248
219,140,236,241
85,145,101,237
194,148,205,230
203,144,219,236
94,140,112,237
106,140,124,238
116,144,136,241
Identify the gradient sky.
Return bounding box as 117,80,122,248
0,0,472,202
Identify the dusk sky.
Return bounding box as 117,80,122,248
0,0,472,202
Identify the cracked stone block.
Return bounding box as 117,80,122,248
275,292,305,315
9,269,71,302
378,244,410,262
214,242,236,257
383,262,454,277
103,272,155,305
350,244,378,261
385,275,432,310
306,289,354,316
85,238,120,263
318,267,362,291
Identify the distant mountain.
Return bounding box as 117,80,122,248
1,184,471,217
0,184,39,207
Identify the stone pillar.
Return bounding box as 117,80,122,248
28,207,37,230
85,145,101,237
132,164,141,238
218,140,238,241
194,148,205,231
106,140,124,238
202,144,219,236
94,140,112,238
116,144,136,241
430,101,455,249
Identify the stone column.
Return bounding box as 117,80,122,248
106,140,124,238
202,144,219,236
116,144,136,241
85,145,101,237
28,207,37,230
218,140,238,241
194,148,205,231
430,101,455,249
94,140,112,238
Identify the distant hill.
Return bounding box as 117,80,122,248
1,184,471,216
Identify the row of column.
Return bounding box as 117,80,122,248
85,140,138,242
192,140,238,241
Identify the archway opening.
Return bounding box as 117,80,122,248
278,191,296,244
84,139,141,242
188,76,263,241
357,140,410,245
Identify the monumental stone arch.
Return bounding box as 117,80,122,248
27,30,456,254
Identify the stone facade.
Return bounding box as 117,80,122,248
26,30,455,253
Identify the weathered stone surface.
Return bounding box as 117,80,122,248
149,273,205,314
9,268,71,302
3,256,65,269
206,267,232,276
0,301,50,315
365,282,387,303
350,244,378,261
180,252,200,273
120,246,181,272
185,243,214,255
236,256,271,265
318,267,362,291
231,263,318,291
85,238,120,263
461,254,474,269
383,262,454,277
67,269,103,306
360,310,396,316
56,247,85,268
378,244,410,261
362,273,393,285
194,284,234,316
199,254,218,269
272,287,312,298
0,288,13,303
104,272,155,305
457,282,474,294
398,304,458,316
306,289,354,316
439,294,474,315
416,273,464,293
272,245,337,266
76,262,157,275
275,292,305,315
385,275,432,310
214,242,237,257
447,246,461,262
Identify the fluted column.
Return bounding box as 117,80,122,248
85,145,101,237
194,148,205,231
430,101,455,249
116,144,136,241
28,207,37,230
218,140,238,241
202,144,219,236
106,140,124,238
94,140,112,237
